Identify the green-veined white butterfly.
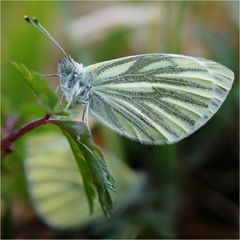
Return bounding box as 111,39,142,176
24,16,234,145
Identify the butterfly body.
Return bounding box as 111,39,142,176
23,17,234,145
57,53,234,145
58,57,91,106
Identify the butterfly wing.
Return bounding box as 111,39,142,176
85,54,234,145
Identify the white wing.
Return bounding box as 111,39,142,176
85,54,234,145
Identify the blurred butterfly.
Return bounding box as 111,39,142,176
24,16,234,145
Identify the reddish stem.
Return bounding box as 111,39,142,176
1,114,57,158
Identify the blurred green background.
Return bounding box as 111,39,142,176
1,1,239,239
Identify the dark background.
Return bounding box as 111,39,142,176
1,1,239,239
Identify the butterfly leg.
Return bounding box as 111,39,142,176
40,73,59,78
82,103,91,136
64,101,71,111
55,85,59,94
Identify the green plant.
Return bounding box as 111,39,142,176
1,62,115,218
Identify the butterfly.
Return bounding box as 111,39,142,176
24,16,234,145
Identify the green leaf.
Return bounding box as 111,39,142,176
58,121,116,217
51,109,79,120
24,132,146,229
1,197,13,239
77,138,115,218
10,61,58,112
63,131,96,213
24,133,102,229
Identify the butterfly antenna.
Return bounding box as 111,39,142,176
24,15,69,59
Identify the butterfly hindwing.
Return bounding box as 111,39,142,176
85,54,234,144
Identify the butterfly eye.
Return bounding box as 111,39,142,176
65,65,74,75
65,68,71,75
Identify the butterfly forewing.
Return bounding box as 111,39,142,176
85,54,234,144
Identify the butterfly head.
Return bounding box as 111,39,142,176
24,16,90,107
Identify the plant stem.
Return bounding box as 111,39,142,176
1,114,57,158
